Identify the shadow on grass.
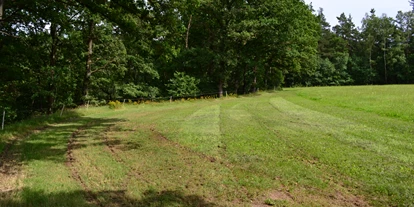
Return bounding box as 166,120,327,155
0,111,135,176
19,116,127,163
0,188,216,207
0,111,84,155
1,111,216,207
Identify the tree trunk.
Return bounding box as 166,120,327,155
48,22,58,114
218,80,223,98
384,37,387,84
265,67,270,90
242,65,247,94
369,50,372,71
234,80,239,94
252,66,257,92
50,24,58,66
0,0,4,20
83,19,94,101
185,15,192,49
369,44,373,84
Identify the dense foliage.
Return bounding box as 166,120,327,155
1,0,414,121
308,7,414,86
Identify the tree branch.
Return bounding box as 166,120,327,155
185,15,192,49
90,58,117,75
0,31,19,38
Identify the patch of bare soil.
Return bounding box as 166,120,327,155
270,187,369,207
251,190,294,207
268,190,294,202
327,190,369,207
250,180,369,207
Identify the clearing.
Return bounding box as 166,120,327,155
1,85,413,206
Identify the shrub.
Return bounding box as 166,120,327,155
166,72,200,97
108,100,123,109
228,93,238,98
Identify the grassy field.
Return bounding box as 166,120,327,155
1,85,413,206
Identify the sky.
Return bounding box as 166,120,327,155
303,0,413,28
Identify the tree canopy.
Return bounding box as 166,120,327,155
1,0,414,122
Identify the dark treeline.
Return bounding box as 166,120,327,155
312,7,414,87
0,0,413,122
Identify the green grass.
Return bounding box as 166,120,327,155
1,85,414,206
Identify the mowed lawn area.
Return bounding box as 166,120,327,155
1,85,413,206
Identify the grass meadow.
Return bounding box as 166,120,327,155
0,85,413,206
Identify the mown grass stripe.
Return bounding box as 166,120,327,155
266,96,414,205
2,86,414,206
180,105,222,158
269,97,414,163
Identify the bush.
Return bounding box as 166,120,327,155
166,72,200,97
228,93,238,97
108,100,123,109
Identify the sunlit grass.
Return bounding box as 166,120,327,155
1,85,413,206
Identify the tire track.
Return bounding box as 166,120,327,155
149,126,219,163
102,126,125,164
101,126,141,191
66,120,135,207
66,122,104,207
113,124,230,192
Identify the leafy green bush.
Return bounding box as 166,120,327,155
166,72,200,97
